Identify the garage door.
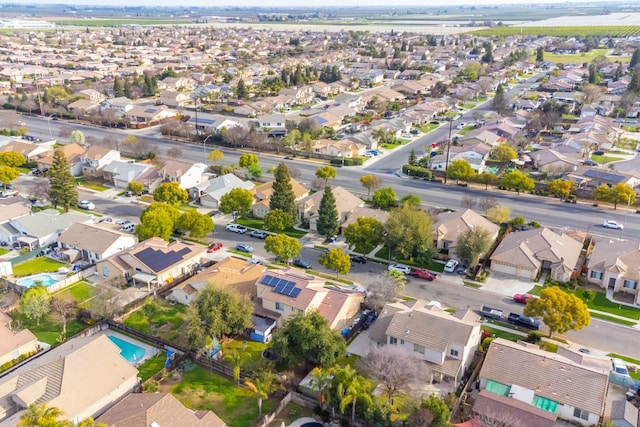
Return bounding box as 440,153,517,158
491,262,535,280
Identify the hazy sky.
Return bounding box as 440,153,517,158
15,0,625,7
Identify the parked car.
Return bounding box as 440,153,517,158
455,264,468,275
362,312,376,330
513,293,533,304
603,220,623,230
226,224,248,234
350,255,367,264
123,190,134,197
413,269,438,281
367,149,380,156
507,312,541,330
78,200,95,210
98,217,113,223
456,122,467,130
410,129,420,135
0,190,17,198
292,259,312,269
235,243,254,253
207,242,223,252
444,259,459,273
592,150,605,156
249,230,268,239
388,263,411,275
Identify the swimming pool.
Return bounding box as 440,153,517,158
18,274,59,288
108,335,146,364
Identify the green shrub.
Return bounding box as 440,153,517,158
330,157,364,166
402,164,432,178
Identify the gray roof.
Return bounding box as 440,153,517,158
101,160,151,181
11,210,94,239
197,173,253,200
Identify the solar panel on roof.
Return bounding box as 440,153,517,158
135,246,193,273
261,274,277,287
144,108,157,113
290,288,301,298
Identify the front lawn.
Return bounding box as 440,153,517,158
456,125,476,135
169,366,276,427
235,217,307,239
0,248,8,256
373,246,445,272
12,258,69,276
75,178,109,192
591,154,625,164
419,123,439,133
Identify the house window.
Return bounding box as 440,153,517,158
413,344,425,354
275,302,284,311
102,266,109,277
623,280,637,289
400,339,405,345
389,337,397,345
450,349,459,357
590,271,602,279
573,408,589,421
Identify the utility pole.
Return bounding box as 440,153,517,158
191,93,200,144
444,119,453,184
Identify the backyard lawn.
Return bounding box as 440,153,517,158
222,338,267,367
138,352,168,382
11,311,86,345
12,258,68,276
53,280,95,303
168,365,276,427
124,300,188,346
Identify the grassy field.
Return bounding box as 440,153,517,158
53,281,95,304
12,258,68,276
12,312,86,344
53,19,191,26
124,300,188,346
169,365,275,427
419,123,440,133
138,352,168,382
221,338,268,368
591,154,625,164
471,26,640,38
537,49,632,64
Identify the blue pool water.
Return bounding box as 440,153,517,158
108,335,146,364
18,274,58,288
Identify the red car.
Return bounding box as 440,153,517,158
513,293,533,304
413,269,438,281
207,242,223,253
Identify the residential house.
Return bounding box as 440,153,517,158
309,139,366,159
190,173,254,210
478,338,609,426
530,149,579,174
297,186,363,231
251,178,308,219
279,85,314,106
100,97,134,115
586,239,640,305
125,105,175,125
161,76,196,91
257,113,287,136
0,311,37,367
0,196,32,245
368,299,482,388
340,206,389,232
10,209,94,249
95,237,206,289
0,334,138,427
101,160,153,189
255,268,364,330
0,140,52,161
80,146,121,177
311,112,343,130
169,257,265,305
77,88,105,103
57,222,138,264
579,169,640,191
490,227,583,281
158,90,192,108
37,143,85,176
432,209,500,253
158,160,207,189
459,129,505,147
97,393,226,427
67,98,101,115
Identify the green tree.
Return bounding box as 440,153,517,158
269,163,297,223
239,152,259,169
247,164,262,180
475,172,498,190
48,150,78,212
548,179,574,199
186,285,253,347
137,202,180,240
127,181,144,195
492,143,518,162
264,233,302,265
319,248,351,278
316,185,339,238
175,211,215,238
153,182,189,205
385,203,433,262
594,183,636,209
446,159,475,183
407,149,418,166
271,310,346,369
315,165,337,185
0,151,26,167
371,187,397,209
19,285,50,326
399,193,421,207
309,367,333,409
631,48,640,69
360,174,381,196
263,208,292,233
454,226,493,269
219,187,253,216
0,165,20,188
236,78,248,100
244,368,280,416
486,205,511,224
420,394,451,427
332,365,373,426
524,286,591,337
344,217,384,254
500,170,534,194
493,83,508,114
225,350,244,386
113,76,124,97
536,46,544,62
17,403,64,427
70,130,85,145
141,298,159,333
208,149,224,165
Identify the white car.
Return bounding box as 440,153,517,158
388,263,411,275
444,259,459,273
603,220,623,230
78,200,95,210
226,224,248,234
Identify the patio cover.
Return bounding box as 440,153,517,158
60,248,80,262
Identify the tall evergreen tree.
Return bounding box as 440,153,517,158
535,46,544,63
630,48,640,70
236,78,248,100
269,163,297,224
493,83,508,113
316,185,339,238
113,77,124,97
123,77,132,98
629,71,640,95
48,150,78,212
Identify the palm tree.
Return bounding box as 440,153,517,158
244,369,280,416
309,367,332,409
17,403,64,427
332,366,372,425
225,350,243,385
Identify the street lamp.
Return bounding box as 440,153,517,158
46,113,58,139
383,231,391,261
620,193,632,240
203,134,214,159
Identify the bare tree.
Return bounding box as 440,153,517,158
101,135,119,150
288,166,302,179
58,126,72,139
475,410,526,427
89,286,121,319
365,272,405,312
101,109,119,128
32,178,51,202
167,147,183,159
223,125,249,148
50,296,77,341
357,345,431,404
461,195,477,209
310,177,325,191
478,197,497,213
85,135,97,146
160,118,182,138
247,130,267,152
407,407,434,427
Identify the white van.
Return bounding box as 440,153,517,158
121,223,135,233
611,358,630,377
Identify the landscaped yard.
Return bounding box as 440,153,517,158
124,300,188,346
11,311,86,345
167,365,276,427
235,217,307,239
12,257,69,276
138,352,168,382
222,338,268,367
591,154,625,164
373,246,445,273
418,123,439,133
0,248,8,256
75,177,109,192
53,280,95,304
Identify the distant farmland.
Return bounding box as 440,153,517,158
471,25,640,37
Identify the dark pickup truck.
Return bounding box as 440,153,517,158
479,305,504,320
508,312,541,330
